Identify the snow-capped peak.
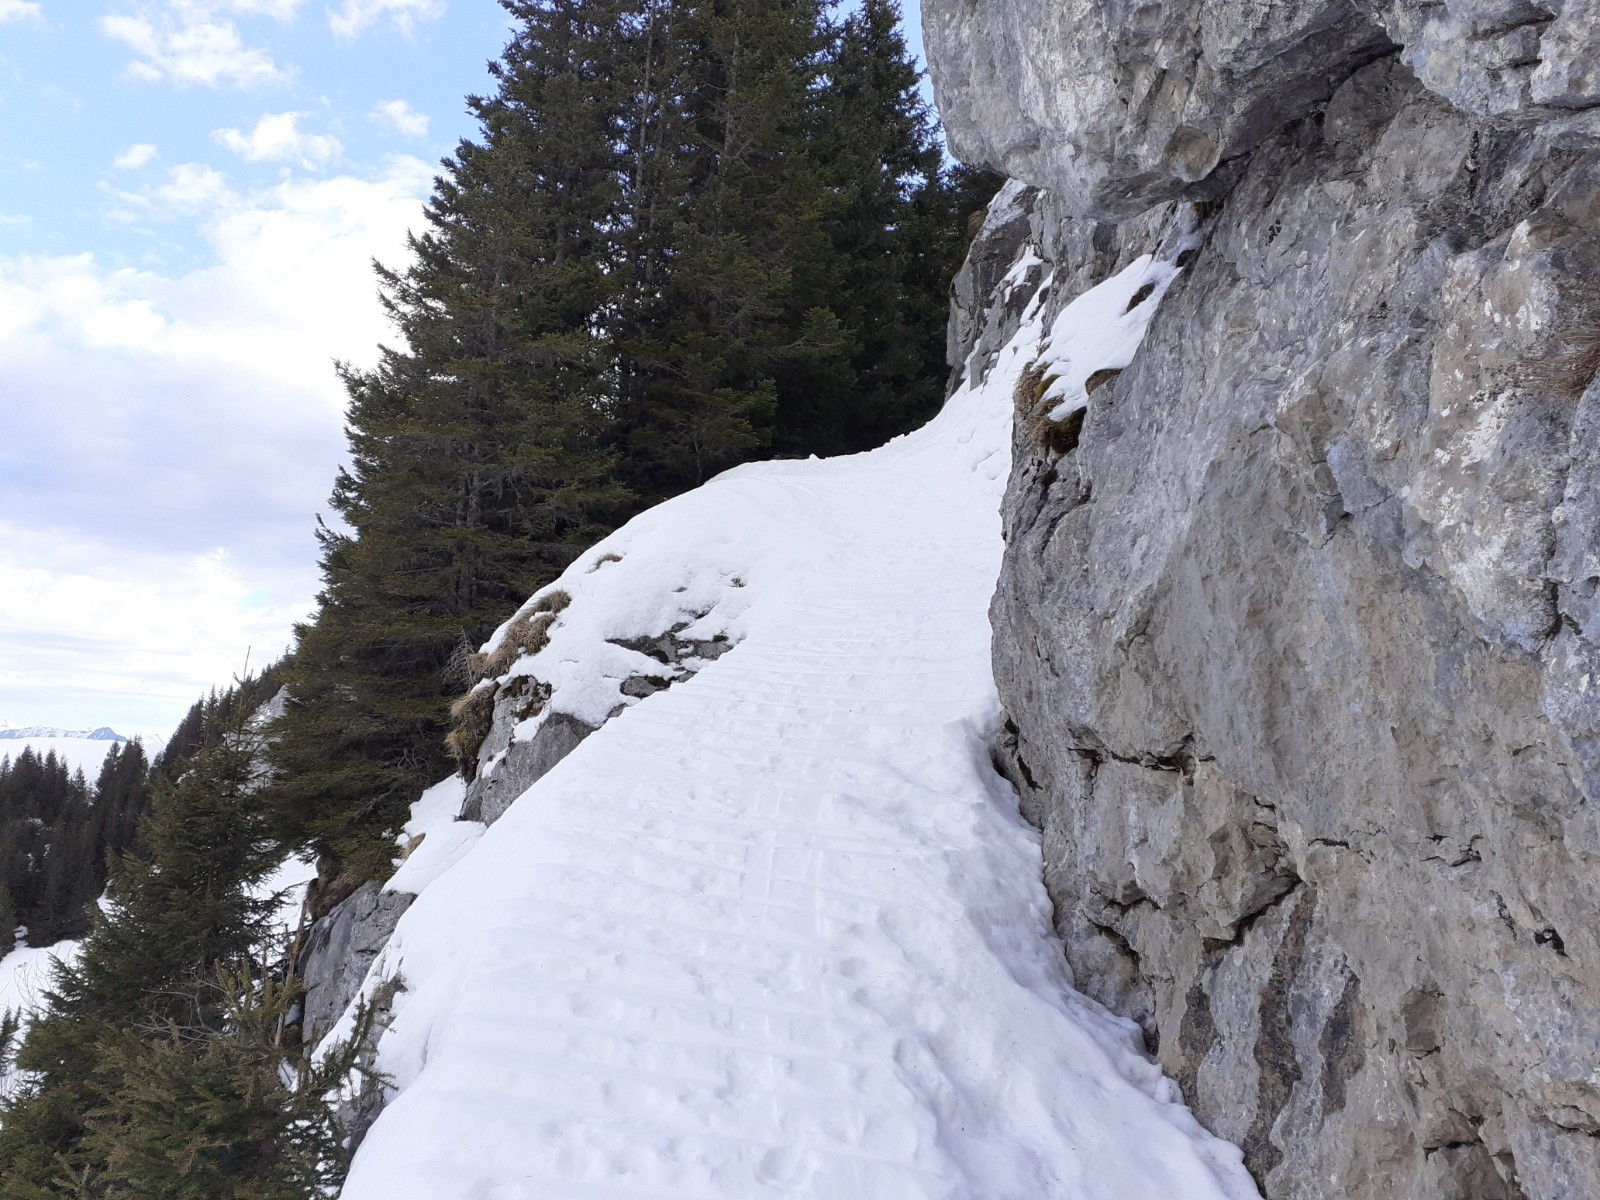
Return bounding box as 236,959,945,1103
0,724,128,742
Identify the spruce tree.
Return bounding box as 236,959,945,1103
0,739,157,948
610,0,843,497
0,886,16,956
0,749,102,945
795,0,977,453
92,738,151,869
0,713,348,1197
267,0,639,885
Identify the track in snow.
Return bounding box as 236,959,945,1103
338,245,1261,1200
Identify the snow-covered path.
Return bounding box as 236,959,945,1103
340,251,1259,1200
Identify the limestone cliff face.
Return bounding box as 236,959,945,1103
927,4,1600,1198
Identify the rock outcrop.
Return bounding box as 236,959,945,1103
299,882,414,1048
298,561,743,1064
459,618,733,826
927,3,1600,1198
926,0,1600,221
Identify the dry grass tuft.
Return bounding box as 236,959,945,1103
448,590,572,777
1084,367,1122,396
446,685,497,777
1013,360,1047,415
1015,360,1090,456
1041,407,1087,455
467,589,571,685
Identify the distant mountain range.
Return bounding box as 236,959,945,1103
0,724,127,742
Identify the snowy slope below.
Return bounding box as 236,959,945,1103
0,736,122,777
0,941,78,1019
1,939,80,1098
337,247,1260,1200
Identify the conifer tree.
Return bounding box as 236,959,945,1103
0,1007,19,1077
0,749,101,945
0,887,16,956
794,0,978,453
268,0,637,882
92,738,151,868
610,0,842,496
0,739,156,948
0,711,349,1197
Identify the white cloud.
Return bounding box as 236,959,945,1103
0,534,304,739
214,111,342,168
100,7,290,88
102,161,234,217
0,1,42,23
371,97,429,139
118,1,307,21
328,0,445,41
218,0,304,16
113,143,160,170
0,156,430,734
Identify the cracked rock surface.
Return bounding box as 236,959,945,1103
943,37,1600,1200
924,0,1600,221
299,882,413,1048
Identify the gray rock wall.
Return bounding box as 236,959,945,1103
925,0,1600,220
299,881,413,1048
927,2,1600,1196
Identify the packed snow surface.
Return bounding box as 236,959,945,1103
339,249,1259,1200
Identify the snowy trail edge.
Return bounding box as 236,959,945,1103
338,239,1261,1200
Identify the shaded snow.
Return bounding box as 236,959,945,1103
1,938,80,1097
334,248,1257,1200
252,852,319,935
386,776,480,896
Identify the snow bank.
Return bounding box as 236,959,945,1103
0,938,80,1097
1039,253,1180,420
386,776,479,896
333,232,1258,1199
252,852,318,933
0,941,76,1019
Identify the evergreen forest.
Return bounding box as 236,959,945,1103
0,743,151,950
0,674,357,1197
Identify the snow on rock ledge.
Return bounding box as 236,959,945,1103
453,483,753,826
322,198,1259,1200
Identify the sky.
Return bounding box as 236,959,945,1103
0,0,931,743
